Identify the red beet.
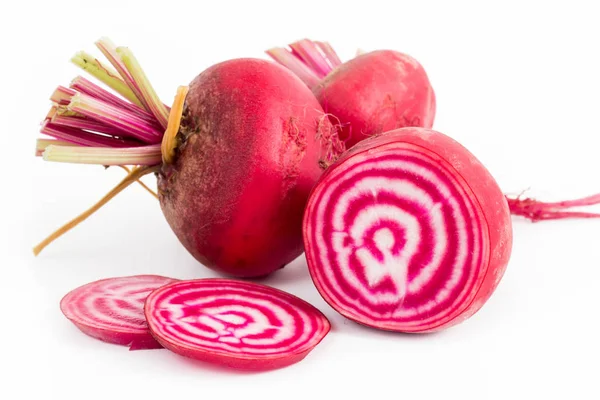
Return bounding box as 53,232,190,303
157,58,344,278
267,39,436,148
144,278,331,371
60,275,177,349
33,39,345,278
303,127,512,333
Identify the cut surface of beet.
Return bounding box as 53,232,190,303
60,275,177,350
144,279,331,370
303,127,512,333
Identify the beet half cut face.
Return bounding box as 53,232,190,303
303,127,512,333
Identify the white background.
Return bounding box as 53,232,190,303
2,1,600,399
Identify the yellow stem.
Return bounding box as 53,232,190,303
161,86,189,164
119,165,158,199
33,165,160,256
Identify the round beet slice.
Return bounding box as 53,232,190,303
144,279,331,370
303,127,513,333
60,275,177,350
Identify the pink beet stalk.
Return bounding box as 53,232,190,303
60,275,177,350
289,39,333,78
50,86,77,105
315,41,342,68
40,121,141,148
144,279,331,371
49,114,141,141
265,47,321,89
70,76,159,123
266,39,342,89
95,38,149,111
67,93,164,143
95,38,170,129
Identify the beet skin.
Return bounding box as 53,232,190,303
157,59,342,278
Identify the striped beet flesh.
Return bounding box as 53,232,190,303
303,127,513,333
60,275,177,350
144,279,331,370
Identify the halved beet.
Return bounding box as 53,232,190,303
144,279,331,370
60,275,177,349
302,127,513,333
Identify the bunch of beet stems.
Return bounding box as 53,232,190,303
33,38,189,255
266,39,600,222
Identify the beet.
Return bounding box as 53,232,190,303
156,58,344,278
33,38,345,278
144,278,331,370
302,127,512,333
60,275,177,349
267,39,436,148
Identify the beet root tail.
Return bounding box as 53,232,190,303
506,192,600,222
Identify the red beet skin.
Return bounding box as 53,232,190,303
314,50,436,149
157,59,343,278
303,127,512,333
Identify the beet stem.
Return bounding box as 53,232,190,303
35,139,73,156
314,41,343,68
267,39,344,88
70,76,158,123
71,51,142,107
42,143,162,165
49,114,143,143
160,85,188,164
265,47,321,89
40,121,138,148
33,164,160,256
117,46,170,129
68,92,163,143
118,165,158,199
95,38,149,110
289,40,333,78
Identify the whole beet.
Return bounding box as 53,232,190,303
314,50,436,149
157,58,343,278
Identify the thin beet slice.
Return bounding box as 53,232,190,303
60,275,177,350
303,127,513,333
144,279,331,371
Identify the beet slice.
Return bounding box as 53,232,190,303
60,275,177,350
144,279,331,370
302,127,513,333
